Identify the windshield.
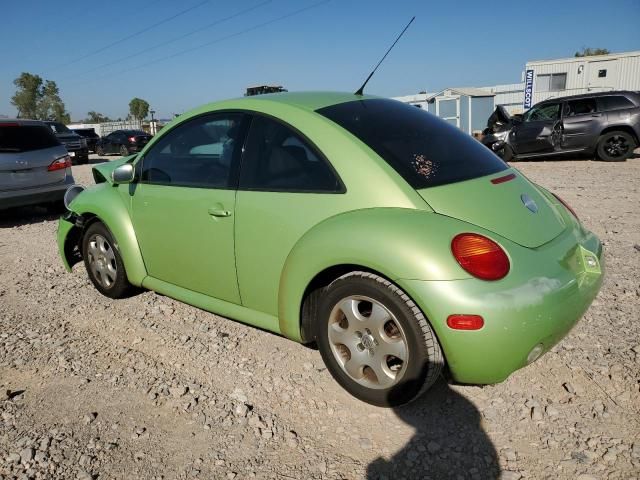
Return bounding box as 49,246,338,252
316,99,508,189
47,122,72,134
0,124,60,152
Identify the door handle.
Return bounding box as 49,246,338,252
208,207,232,217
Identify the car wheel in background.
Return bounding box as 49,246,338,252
82,222,135,299
502,144,514,162
597,131,635,162
96,145,105,156
119,145,129,157
316,271,443,407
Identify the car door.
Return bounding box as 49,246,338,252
131,112,249,303
561,97,602,150
234,114,345,318
104,133,116,153
510,102,561,155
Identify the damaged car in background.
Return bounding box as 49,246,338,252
482,90,640,162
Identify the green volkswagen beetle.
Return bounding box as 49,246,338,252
57,92,603,406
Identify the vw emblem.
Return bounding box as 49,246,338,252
521,194,538,213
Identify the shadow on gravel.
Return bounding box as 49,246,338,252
87,156,114,164
367,379,500,480
0,205,61,229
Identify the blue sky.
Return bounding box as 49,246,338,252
1,0,639,120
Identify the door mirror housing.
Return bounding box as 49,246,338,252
112,163,135,184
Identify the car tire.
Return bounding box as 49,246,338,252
82,221,135,299
596,131,635,162
316,271,443,407
502,144,515,162
96,146,105,156
120,145,129,157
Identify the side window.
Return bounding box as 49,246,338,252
523,103,560,122
565,98,597,116
140,113,245,189
597,96,634,112
239,116,342,193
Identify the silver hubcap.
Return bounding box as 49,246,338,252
328,296,408,390
87,234,117,289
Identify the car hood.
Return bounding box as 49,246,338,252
92,156,133,184
486,105,512,132
416,169,566,248
55,133,82,140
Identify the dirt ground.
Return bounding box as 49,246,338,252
1,155,639,480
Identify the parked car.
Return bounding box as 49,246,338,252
482,91,640,162
43,121,89,164
71,128,100,153
1,119,75,210
96,130,152,157
57,92,603,406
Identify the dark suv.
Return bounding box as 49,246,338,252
483,91,640,162
44,121,89,164
71,128,100,153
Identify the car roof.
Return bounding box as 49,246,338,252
202,91,379,113
0,118,48,126
536,90,638,104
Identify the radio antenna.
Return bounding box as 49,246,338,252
354,16,415,96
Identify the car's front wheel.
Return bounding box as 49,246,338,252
316,272,443,407
82,222,134,299
596,131,635,162
96,145,105,156
119,145,129,157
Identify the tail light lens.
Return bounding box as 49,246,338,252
48,155,72,171
551,192,579,221
451,233,510,281
128,136,136,143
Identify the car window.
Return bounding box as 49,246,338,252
523,103,560,122
239,115,342,192
317,99,507,190
0,124,60,153
565,98,597,116
140,113,245,189
597,95,635,111
46,122,71,134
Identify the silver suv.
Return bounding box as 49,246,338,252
483,91,640,162
0,119,75,210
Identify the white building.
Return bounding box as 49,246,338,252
394,50,640,122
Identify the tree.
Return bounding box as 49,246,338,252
11,73,43,119
37,80,70,123
575,47,610,57
129,98,150,122
10,72,70,123
86,111,112,123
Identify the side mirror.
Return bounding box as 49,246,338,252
112,163,135,184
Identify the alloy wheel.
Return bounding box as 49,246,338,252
604,135,630,158
327,295,409,389
86,234,117,289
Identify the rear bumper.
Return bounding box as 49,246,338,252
0,173,74,210
398,229,604,384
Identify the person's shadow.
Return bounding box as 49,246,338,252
367,378,500,480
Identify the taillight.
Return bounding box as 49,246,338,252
128,136,136,143
451,233,510,281
48,155,72,171
551,192,579,221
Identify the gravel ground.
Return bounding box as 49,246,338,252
1,154,639,480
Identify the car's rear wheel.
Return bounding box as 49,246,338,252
316,271,443,407
119,145,129,157
597,131,635,162
82,222,134,299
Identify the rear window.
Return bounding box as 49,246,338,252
316,99,508,189
596,95,635,111
0,124,61,153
